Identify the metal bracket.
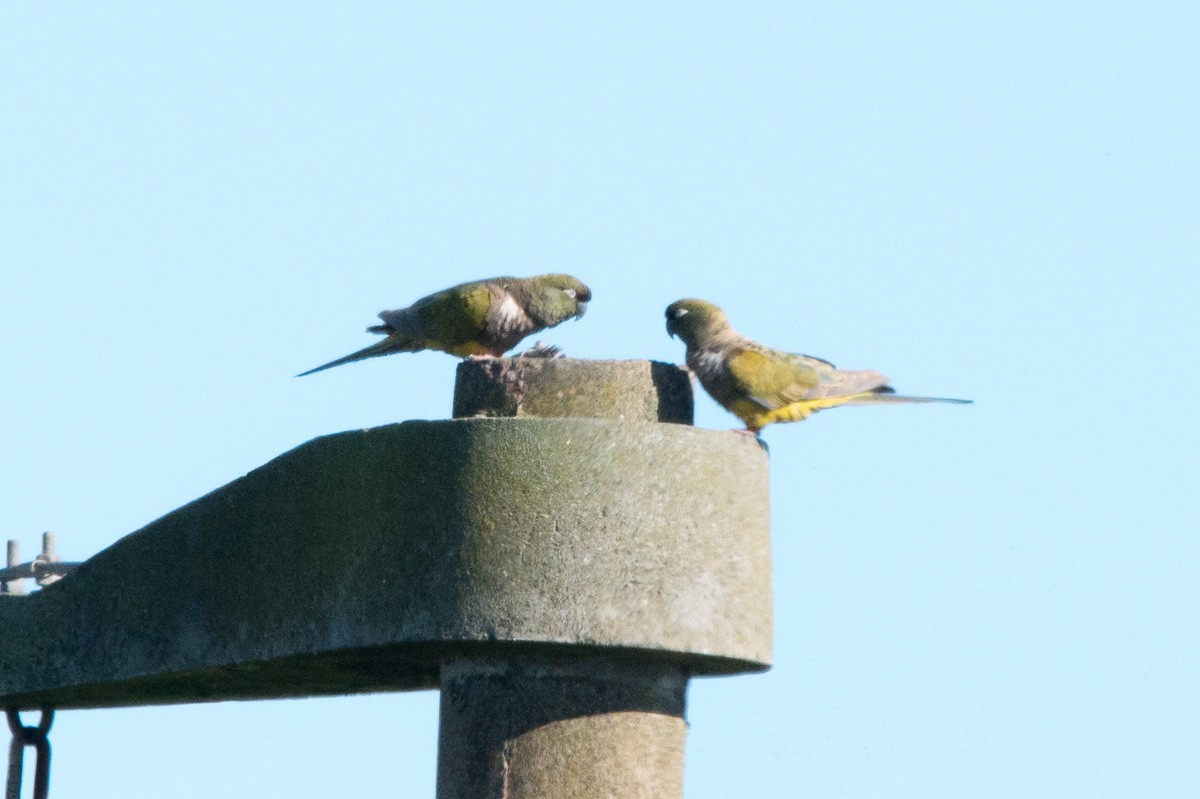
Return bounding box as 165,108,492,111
1,534,80,594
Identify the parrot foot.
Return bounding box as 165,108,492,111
517,341,564,359
732,428,769,453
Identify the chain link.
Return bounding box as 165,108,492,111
6,709,53,799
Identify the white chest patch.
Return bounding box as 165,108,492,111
692,350,728,377
492,295,528,335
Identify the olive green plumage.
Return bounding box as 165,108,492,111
665,298,970,432
299,274,590,376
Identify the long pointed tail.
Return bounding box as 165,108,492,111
296,338,403,377
842,391,972,407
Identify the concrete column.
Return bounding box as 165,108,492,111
452,356,694,424
435,357,732,799
437,658,686,799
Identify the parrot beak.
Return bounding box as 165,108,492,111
575,300,588,319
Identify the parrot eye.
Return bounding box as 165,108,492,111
563,288,577,299
672,307,689,319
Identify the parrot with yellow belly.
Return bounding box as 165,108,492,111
299,274,590,376
665,298,970,434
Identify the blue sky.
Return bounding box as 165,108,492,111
3,3,1198,796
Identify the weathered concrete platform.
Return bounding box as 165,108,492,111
0,359,771,712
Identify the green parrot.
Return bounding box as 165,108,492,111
298,274,591,376
665,298,971,433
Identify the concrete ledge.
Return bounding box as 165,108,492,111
1,418,770,709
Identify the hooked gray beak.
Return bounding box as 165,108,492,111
575,300,588,319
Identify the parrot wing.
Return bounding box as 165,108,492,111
375,281,498,350
728,344,890,410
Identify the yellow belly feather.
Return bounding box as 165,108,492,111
730,393,878,431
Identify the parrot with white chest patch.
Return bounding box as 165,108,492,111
299,274,590,376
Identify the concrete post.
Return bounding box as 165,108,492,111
437,658,686,799
434,357,756,799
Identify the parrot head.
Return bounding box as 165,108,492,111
524,273,592,325
665,299,731,347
